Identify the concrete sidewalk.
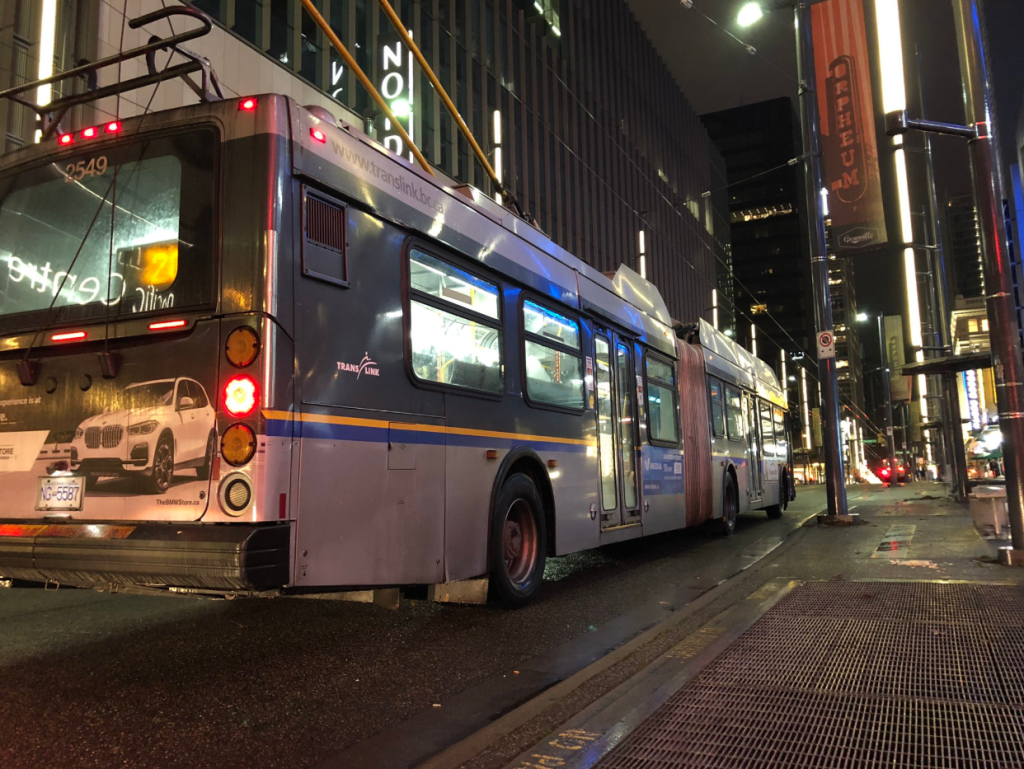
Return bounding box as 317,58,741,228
500,483,1024,769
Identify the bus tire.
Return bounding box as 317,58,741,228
766,471,789,519
718,474,738,536
490,473,547,608
196,430,216,481
145,435,174,495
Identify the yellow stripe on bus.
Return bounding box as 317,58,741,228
262,409,596,447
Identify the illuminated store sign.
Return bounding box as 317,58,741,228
377,31,414,162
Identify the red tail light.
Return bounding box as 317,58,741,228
310,127,327,143
223,375,259,417
239,97,258,111
51,330,87,343
880,468,890,476
148,319,188,331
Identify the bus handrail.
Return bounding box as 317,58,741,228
0,6,218,139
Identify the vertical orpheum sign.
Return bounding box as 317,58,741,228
964,370,982,431
812,0,887,254
377,30,414,163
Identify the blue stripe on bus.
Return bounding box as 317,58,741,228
265,418,590,453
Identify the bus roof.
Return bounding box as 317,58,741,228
696,319,786,408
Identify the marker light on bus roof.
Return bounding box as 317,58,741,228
104,121,121,134
51,330,87,343
310,127,327,143
58,134,73,146
238,97,258,111
81,127,97,139
148,319,188,331
223,375,259,418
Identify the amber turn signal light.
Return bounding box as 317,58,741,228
221,423,257,467
226,327,260,368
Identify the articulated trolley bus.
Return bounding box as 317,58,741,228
0,14,792,605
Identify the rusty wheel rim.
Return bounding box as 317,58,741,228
503,499,539,586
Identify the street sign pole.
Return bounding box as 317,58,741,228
795,1,848,518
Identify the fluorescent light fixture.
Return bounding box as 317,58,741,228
639,254,647,280
875,0,907,113
36,0,58,110
737,2,764,27
492,110,502,145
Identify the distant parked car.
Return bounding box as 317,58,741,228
877,463,909,485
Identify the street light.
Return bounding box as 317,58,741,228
737,2,765,27
738,0,848,518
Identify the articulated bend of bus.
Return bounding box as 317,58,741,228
0,96,294,594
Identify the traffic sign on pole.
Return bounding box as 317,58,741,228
817,330,836,360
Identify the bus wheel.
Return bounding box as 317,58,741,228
718,475,738,535
146,436,174,495
196,431,216,481
766,472,788,519
490,473,547,607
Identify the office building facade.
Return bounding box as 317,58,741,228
1,0,722,323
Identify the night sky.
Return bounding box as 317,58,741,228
626,0,1024,327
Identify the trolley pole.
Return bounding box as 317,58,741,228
794,1,848,518
951,0,1024,561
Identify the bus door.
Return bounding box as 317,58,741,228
744,392,763,502
593,331,641,529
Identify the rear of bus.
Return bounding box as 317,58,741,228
0,97,293,593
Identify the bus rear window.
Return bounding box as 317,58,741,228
0,129,215,332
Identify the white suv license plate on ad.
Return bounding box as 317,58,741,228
36,476,85,511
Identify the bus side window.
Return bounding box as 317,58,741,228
407,248,504,394
301,187,349,287
759,401,776,458
708,378,725,438
725,385,743,440
645,352,679,445
773,406,788,458
522,300,584,410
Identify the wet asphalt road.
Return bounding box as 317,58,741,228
0,486,836,769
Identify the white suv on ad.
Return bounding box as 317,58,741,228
70,377,217,494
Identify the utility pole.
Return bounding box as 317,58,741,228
878,316,898,482
794,1,848,518
951,0,1024,561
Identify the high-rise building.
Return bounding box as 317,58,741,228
945,195,985,300
0,0,723,323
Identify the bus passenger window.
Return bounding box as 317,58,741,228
645,354,679,444
408,249,503,394
708,379,725,438
760,401,776,458
725,386,743,440
522,300,584,409
773,407,788,458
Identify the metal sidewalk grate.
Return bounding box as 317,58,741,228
596,582,1024,769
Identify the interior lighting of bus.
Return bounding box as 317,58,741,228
81,127,98,139
238,97,258,111
104,121,122,134
57,134,73,146
311,127,327,143
51,330,87,342
223,375,259,418
148,319,188,331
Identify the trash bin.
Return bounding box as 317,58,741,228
970,486,1010,540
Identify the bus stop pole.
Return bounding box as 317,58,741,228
952,0,1024,558
794,1,848,518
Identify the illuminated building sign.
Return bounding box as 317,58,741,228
377,31,414,162
963,369,982,431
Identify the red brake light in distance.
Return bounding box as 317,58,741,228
310,127,327,143
51,330,87,343
104,121,121,134
58,134,74,146
238,97,258,111
148,319,188,331
223,375,259,418
81,127,97,139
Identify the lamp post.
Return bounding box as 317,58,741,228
739,0,849,518
858,312,898,484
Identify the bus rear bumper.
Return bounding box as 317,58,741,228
0,522,290,592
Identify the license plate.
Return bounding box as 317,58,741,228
36,476,85,511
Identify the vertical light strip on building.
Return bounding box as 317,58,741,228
35,0,59,139
977,368,987,422
877,0,930,462
780,349,787,386
750,323,757,357
801,367,812,450
712,288,719,329
493,110,502,203
638,230,647,280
